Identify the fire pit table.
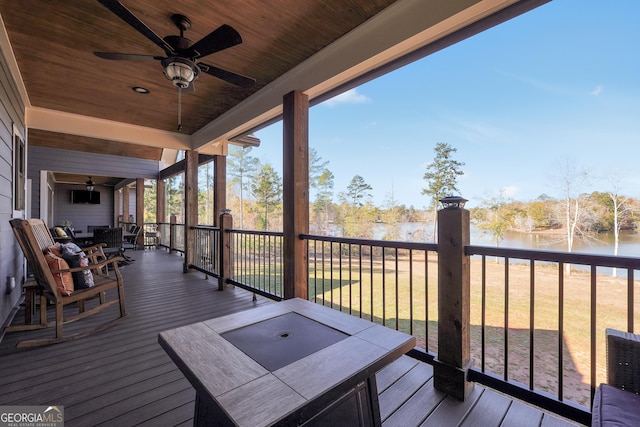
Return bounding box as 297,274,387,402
158,298,415,426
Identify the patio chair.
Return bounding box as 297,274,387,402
592,328,640,426
93,227,125,261
124,225,142,250
6,218,127,347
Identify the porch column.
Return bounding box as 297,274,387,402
218,210,232,291
213,155,226,227
136,178,144,247
122,185,130,226
282,90,309,300
114,189,121,228
157,178,166,223
183,150,198,273
434,196,474,400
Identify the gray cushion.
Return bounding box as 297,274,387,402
592,383,640,427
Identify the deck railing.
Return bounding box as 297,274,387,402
190,226,221,277
157,222,185,253
464,245,639,423
228,229,284,300
158,221,639,424
303,234,438,353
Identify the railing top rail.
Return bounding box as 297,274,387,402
301,233,439,251
467,244,640,269
227,229,284,237
192,225,220,231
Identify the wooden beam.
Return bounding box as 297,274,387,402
282,90,309,300
159,154,216,180
183,150,199,272
213,155,226,228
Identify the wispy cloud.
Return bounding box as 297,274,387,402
324,89,371,107
590,85,604,96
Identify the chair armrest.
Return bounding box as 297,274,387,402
80,242,106,252
50,257,122,275
606,328,640,393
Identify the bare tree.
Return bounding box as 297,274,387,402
549,159,593,273
605,172,633,276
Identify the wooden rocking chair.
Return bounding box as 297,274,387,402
6,218,128,348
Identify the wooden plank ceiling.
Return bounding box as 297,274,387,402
0,0,546,172
0,0,398,136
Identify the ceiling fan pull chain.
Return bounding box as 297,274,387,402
177,87,183,132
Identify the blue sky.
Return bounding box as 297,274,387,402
253,1,640,208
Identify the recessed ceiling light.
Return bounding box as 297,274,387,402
132,86,150,94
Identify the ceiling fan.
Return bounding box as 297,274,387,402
94,0,256,129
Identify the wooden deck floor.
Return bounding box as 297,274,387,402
0,250,583,426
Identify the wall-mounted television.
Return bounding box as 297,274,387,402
70,190,100,204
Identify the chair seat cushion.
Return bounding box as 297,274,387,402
592,383,640,427
60,243,95,289
44,249,74,296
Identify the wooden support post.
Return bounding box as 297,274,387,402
434,197,474,400
218,211,233,291
122,185,130,227
282,90,309,300
170,214,177,253
184,150,198,273
136,178,144,248
157,179,166,224
114,189,121,228
213,155,226,228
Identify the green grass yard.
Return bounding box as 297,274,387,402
307,252,640,407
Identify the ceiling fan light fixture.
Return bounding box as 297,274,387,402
86,177,95,192
162,58,199,88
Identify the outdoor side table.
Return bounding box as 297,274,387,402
158,298,416,426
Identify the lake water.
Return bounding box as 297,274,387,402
363,222,640,258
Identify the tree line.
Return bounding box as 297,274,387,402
220,142,463,239
145,144,639,258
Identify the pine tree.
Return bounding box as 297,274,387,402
421,142,465,240
251,164,282,230
346,175,372,207
227,146,259,228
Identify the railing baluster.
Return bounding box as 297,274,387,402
348,244,352,315
628,268,634,333
395,247,399,331
359,244,363,318
558,261,564,401
504,256,509,381
382,247,386,327
425,249,429,352
330,242,334,309
409,249,413,336
370,246,374,322
590,264,597,404
339,243,343,311
530,259,535,391
481,254,486,372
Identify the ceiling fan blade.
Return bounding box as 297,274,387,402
97,0,175,54
188,25,242,59
199,63,255,88
94,52,162,61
